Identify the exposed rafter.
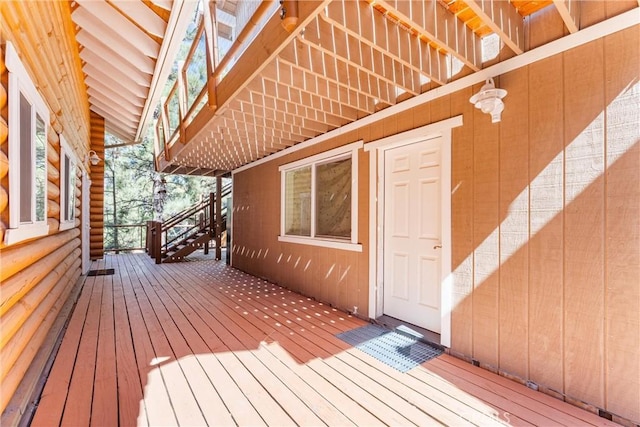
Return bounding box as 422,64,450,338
374,0,482,71
552,0,580,33
463,0,525,54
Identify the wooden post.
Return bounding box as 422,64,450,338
209,192,215,239
154,221,162,264
215,176,222,260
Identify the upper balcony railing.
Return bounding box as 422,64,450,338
154,1,278,169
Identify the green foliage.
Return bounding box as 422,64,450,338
103,134,217,252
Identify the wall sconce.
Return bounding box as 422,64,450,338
469,77,507,123
86,150,101,166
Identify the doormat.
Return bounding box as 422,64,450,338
336,324,442,373
87,268,115,276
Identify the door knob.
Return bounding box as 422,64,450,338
433,244,442,249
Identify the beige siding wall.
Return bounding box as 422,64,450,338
0,1,92,417
233,26,639,423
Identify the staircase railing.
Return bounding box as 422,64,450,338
147,182,232,263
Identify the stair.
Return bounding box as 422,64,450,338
147,183,232,264
163,230,212,263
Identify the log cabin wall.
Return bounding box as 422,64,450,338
0,1,94,418
89,111,104,260
232,24,639,423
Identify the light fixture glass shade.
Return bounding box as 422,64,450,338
87,150,101,166
469,77,507,123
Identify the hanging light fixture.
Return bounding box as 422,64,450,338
86,150,101,166
469,77,508,123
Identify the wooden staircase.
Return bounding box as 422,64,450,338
147,182,231,263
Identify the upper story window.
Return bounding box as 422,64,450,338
59,135,77,231
4,42,50,246
278,141,362,252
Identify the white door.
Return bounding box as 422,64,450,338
81,171,91,274
383,138,442,332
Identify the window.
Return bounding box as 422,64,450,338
279,141,362,252
59,135,77,231
4,42,50,245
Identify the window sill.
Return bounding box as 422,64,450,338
4,223,49,246
278,235,363,252
59,221,75,232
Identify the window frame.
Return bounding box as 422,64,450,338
278,141,362,252
4,42,50,246
59,135,78,231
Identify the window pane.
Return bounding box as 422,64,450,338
35,114,46,222
63,154,70,221
68,161,76,221
315,158,351,239
284,167,311,236
19,93,32,223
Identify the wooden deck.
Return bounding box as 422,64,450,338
30,253,618,427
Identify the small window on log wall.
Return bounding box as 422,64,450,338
59,135,77,231
4,42,50,246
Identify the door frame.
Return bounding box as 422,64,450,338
81,168,91,275
364,116,463,348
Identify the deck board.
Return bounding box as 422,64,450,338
32,253,620,426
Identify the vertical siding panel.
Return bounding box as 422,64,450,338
472,84,500,368
450,88,474,356
528,55,565,393
497,70,529,377
603,26,640,421
563,39,605,408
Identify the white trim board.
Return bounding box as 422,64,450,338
366,117,463,349
232,8,638,175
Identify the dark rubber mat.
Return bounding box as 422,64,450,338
336,324,442,372
87,268,115,276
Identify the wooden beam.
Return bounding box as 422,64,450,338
72,16,156,74
82,63,150,99
74,0,160,58
322,1,447,86
148,0,172,11
463,0,525,54
375,0,482,71
256,63,367,120
87,90,142,118
214,1,332,117
89,105,138,135
85,76,145,108
108,0,167,37
76,30,154,76
303,17,421,97
552,0,580,33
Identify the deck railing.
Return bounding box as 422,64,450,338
154,1,278,167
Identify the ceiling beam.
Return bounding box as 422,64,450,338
552,0,580,33
463,0,525,54
89,105,138,134
108,0,167,37
87,88,142,117
85,76,145,108
76,30,154,76
72,13,156,73
263,60,372,119
82,62,150,99
375,0,482,71
88,96,141,126
321,1,447,85
304,16,422,97
74,0,160,58
135,0,198,141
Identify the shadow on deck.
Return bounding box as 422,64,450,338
29,253,618,426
